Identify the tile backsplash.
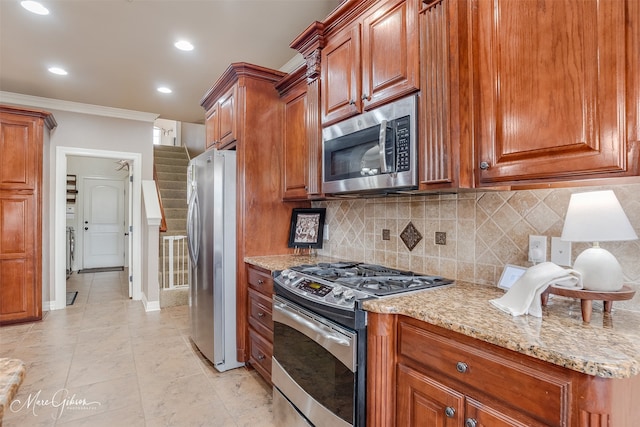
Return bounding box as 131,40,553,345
313,183,640,312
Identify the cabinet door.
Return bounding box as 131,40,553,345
0,112,40,191
397,364,463,427
282,83,309,200
322,24,362,125
0,193,40,324
474,0,630,185
362,0,419,110
465,397,546,427
205,103,218,150
218,85,237,148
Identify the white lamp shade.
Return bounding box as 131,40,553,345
560,190,638,242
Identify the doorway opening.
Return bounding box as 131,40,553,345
54,147,142,310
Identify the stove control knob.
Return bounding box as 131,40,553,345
332,286,344,297
343,289,355,300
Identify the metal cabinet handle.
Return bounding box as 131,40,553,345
456,361,468,373
445,406,456,418
465,418,478,427
257,354,265,361
257,279,264,285
84,227,88,231
479,161,490,170
349,99,356,105
257,312,265,318
361,93,369,101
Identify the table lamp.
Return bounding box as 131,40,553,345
560,190,637,291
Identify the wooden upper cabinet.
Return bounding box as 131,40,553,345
418,0,474,190
204,84,237,150
322,24,362,125
218,85,237,148
362,0,419,110
278,68,310,201
321,0,420,125
205,102,218,150
474,0,638,185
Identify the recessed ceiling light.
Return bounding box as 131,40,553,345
174,40,194,51
21,1,49,15
157,87,172,94
48,67,68,75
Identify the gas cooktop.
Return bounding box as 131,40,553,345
274,261,454,312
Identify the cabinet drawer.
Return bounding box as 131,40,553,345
248,288,273,339
398,320,570,426
249,328,273,383
247,266,273,296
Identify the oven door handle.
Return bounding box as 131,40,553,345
274,303,350,347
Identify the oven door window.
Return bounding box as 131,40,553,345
274,321,355,424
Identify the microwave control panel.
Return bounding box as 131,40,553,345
395,115,411,172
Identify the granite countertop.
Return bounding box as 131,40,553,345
0,358,26,421
363,281,640,379
244,254,344,273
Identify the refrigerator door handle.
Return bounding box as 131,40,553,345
186,189,200,265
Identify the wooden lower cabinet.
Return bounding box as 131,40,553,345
246,264,274,383
367,313,640,426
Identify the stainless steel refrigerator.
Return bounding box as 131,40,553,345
187,149,243,372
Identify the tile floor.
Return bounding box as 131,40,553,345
0,270,275,426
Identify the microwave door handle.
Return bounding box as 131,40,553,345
378,119,389,173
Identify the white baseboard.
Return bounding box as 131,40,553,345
142,293,161,312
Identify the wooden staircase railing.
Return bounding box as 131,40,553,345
153,163,168,232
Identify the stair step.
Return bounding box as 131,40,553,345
166,218,187,230
164,208,187,220
154,145,187,153
157,171,187,181
155,164,188,174
156,180,186,190
160,189,187,200
162,198,187,209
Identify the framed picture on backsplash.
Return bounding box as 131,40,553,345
498,264,527,290
288,208,326,249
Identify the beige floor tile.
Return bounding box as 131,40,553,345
5,270,275,425
54,403,145,427
53,376,141,424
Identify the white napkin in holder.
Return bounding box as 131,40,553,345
490,262,582,317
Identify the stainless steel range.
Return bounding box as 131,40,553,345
272,261,453,427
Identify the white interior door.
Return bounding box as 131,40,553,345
83,178,125,269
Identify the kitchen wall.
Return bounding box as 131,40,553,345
313,182,640,312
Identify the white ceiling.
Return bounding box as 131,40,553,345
0,0,341,124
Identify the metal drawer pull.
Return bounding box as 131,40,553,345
257,354,265,361
445,407,456,418
456,361,468,373
465,418,478,427
257,279,264,285
257,312,265,318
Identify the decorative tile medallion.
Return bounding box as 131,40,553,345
400,221,422,251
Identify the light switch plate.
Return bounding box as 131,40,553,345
551,236,572,266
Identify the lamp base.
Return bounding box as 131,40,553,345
573,247,624,291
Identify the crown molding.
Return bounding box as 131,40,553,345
0,91,159,122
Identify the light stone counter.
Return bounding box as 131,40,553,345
244,254,346,274
362,281,640,379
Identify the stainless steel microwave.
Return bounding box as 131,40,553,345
322,95,418,195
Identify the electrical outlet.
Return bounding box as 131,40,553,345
551,237,572,266
382,229,390,240
528,235,547,264
323,224,329,241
